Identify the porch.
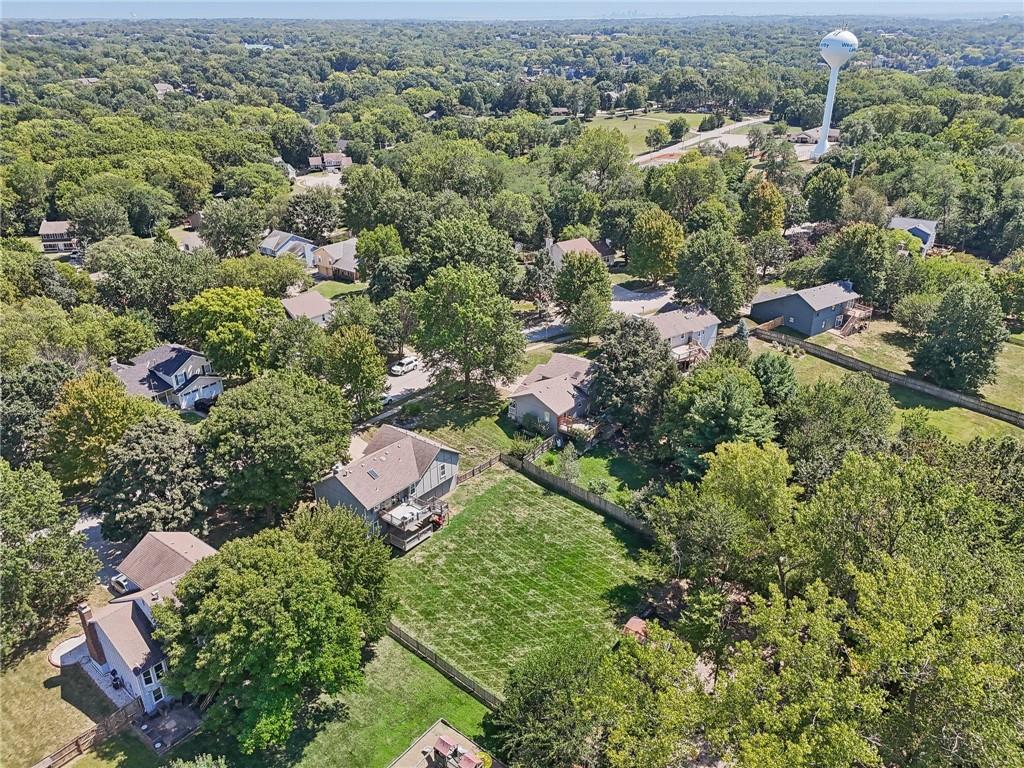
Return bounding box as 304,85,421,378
834,303,873,337
381,498,450,552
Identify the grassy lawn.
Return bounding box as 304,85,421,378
536,442,659,506
750,339,1023,441
398,387,518,470
162,637,489,768
312,280,367,299
590,110,731,154
1,586,116,768
390,469,649,693
809,319,1024,411
73,733,160,768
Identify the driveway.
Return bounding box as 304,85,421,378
385,364,432,402
611,283,675,316
74,514,129,585
294,171,343,191
633,115,770,168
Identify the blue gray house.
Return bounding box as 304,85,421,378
749,281,864,337
888,216,938,254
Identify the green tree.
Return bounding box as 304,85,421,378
373,291,418,357
627,207,685,283
154,530,363,752
216,254,309,298
412,265,524,393
3,158,48,235
283,187,344,244
818,223,913,310
750,351,797,408
200,198,267,259
739,179,785,237
590,316,678,443
554,250,613,317
803,165,848,223
1,461,99,661
69,193,130,245
0,359,74,467
418,212,518,294
667,116,690,141
95,416,206,542
748,230,790,279
913,280,1008,392
568,283,611,344
355,224,406,282
323,325,387,421
41,370,163,489
645,124,671,149
342,165,402,233
675,226,756,320
893,292,941,337
287,499,397,642
201,369,351,516
657,360,775,475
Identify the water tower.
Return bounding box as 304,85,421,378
811,29,858,161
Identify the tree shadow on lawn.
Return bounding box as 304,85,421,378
878,329,918,355
408,384,508,431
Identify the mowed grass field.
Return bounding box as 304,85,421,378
312,279,367,299
537,442,659,507
390,468,649,693
809,319,1024,412
750,339,1023,440
586,110,731,154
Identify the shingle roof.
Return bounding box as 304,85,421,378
91,601,165,672
109,344,202,397
116,532,216,590
260,230,312,254
512,354,592,415
282,291,333,320
553,237,612,258
889,216,938,242
647,306,720,339
520,353,591,387
314,238,358,272
38,220,71,235
751,281,859,312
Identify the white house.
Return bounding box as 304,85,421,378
281,290,334,327
258,230,317,268
508,353,593,436
77,532,216,713
110,344,223,410
647,305,720,367
314,426,460,551
547,237,615,270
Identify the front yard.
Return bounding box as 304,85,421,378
390,468,649,693
809,319,1024,411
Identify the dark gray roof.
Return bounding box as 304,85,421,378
110,344,201,397
751,282,858,312
889,217,938,237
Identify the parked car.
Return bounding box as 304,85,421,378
390,356,420,376
193,397,217,414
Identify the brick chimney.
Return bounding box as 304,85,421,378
77,603,106,666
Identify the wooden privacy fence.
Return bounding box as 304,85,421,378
753,326,1024,428
387,622,505,711
456,455,501,483
500,454,653,539
32,698,144,768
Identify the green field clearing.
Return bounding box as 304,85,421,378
313,280,367,299
390,469,649,693
750,339,1023,441
399,388,517,469
1,586,116,768
809,319,1024,411
589,111,731,154
537,442,659,506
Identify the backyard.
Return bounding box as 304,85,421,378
808,319,1024,411
750,338,1023,440
536,441,659,506
312,279,368,299
390,468,650,693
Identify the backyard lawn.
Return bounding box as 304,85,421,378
313,279,367,299
390,469,649,692
809,319,1024,411
537,441,659,506
750,339,1023,441
1,586,115,768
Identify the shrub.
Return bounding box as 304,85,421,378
508,435,542,459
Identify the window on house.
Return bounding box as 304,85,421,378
152,686,164,703
174,373,185,386
439,464,447,478
154,661,165,680
142,669,154,686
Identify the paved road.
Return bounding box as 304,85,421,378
633,115,771,168
385,364,432,402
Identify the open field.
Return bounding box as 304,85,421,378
809,319,1024,411
390,469,649,692
2,586,116,768
750,339,1023,441
588,110,732,154
399,388,517,469
312,279,367,299
537,441,659,506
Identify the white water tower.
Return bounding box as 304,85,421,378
811,29,858,161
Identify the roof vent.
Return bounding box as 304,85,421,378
151,589,161,603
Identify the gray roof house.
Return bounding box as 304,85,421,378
314,237,359,281
547,237,615,269
889,216,938,253
314,426,460,551
281,290,334,327
38,220,78,254
110,344,223,410
508,353,593,436
258,230,317,268
647,305,720,367
749,280,867,337
77,532,216,714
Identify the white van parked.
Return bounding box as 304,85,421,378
390,356,420,376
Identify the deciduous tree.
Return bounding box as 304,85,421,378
627,207,685,283
675,226,756,320
323,325,387,421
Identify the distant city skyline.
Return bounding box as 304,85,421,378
3,0,1022,20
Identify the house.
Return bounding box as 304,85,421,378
258,230,317,268
308,155,325,171
547,237,615,269
110,344,223,409
307,153,351,171
889,216,938,254
647,305,720,367
77,76,100,86
508,353,593,436
314,426,460,551
153,82,175,98
185,211,203,231
38,220,78,254
281,290,334,327
77,532,216,714
271,156,297,181
749,280,869,337
313,237,359,281
388,719,499,768
549,106,571,117
790,126,840,144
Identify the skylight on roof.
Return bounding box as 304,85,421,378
367,468,380,480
